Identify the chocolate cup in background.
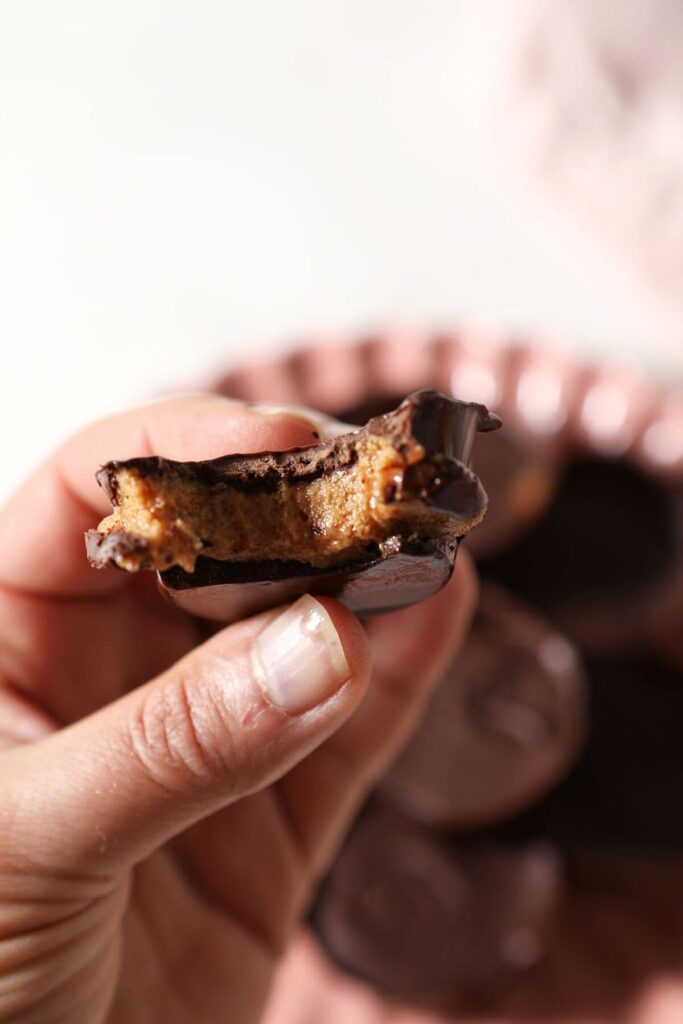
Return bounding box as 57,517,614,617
563,365,683,657
378,584,587,831
312,803,562,1006
208,329,683,1005
479,456,683,655
495,343,576,453
568,362,656,459
215,331,565,559
631,393,683,667
497,653,683,855
210,329,683,852
213,330,683,657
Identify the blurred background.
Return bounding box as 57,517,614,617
4,4,683,1019
2,0,682,497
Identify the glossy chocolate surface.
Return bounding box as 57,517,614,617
313,805,562,1003
211,331,683,1006
159,539,457,621
380,585,586,828
498,653,683,853
480,457,683,651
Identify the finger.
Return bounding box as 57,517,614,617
164,562,477,953
0,579,200,725
275,554,478,877
0,394,324,598
2,596,372,874
0,686,55,748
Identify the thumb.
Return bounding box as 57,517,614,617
2,596,371,874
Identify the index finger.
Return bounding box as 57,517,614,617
0,394,323,598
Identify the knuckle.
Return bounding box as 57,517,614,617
126,671,243,794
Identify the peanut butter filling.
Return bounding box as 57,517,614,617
95,435,484,573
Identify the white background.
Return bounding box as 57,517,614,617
1,1,679,498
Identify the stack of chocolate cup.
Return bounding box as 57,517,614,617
213,329,683,1008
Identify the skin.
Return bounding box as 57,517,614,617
0,394,478,1024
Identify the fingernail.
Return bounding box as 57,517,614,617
252,595,351,713
257,404,356,440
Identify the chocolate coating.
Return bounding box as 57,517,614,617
97,389,499,621
210,333,683,864
85,528,146,567
480,457,683,651
92,390,494,507
467,429,558,558
160,538,457,621
502,653,683,853
379,585,587,829
336,394,557,559
313,806,562,1003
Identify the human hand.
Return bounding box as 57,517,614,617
0,395,476,1024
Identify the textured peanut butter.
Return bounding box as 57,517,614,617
95,435,482,573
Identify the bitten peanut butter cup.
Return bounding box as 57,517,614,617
86,389,499,621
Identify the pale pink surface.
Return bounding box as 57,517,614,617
636,394,683,479
286,340,370,412
499,344,577,446
499,0,683,340
447,329,506,411
356,330,444,399
218,358,305,406
210,330,682,558
570,364,655,457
